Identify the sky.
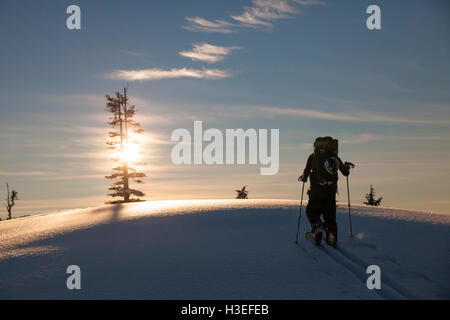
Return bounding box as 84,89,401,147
0,0,449,218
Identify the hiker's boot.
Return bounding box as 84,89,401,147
326,232,337,248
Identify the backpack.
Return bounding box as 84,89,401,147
312,137,340,186
314,136,338,156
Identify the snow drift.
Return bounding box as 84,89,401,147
0,199,448,299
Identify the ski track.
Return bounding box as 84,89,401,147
302,237,421,300
336,245,423,299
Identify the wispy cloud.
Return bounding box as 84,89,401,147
341,133,450,145
341,134,379,144
231,11,274,28
45,92,445,126
0,171,48,177
105,67,231,81
179,43,241,63
255,106,359,121
252,106,450,125
291,0,324,6
119,50,143,56
231,0,299,28
183,17,235,33
108,96,450,126
185,0,323,32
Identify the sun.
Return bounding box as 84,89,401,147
122,144,140,162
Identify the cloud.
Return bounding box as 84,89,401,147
252,106,450,125
108,96,450,127
185,0,323,32
255,106,360,121
291,0,324,6
183,17,235,33
341,134,379,144
179,43,241,63
0,171,48,177
43,92,446,127
300,133,379,147
231,0,299,28
105,67,231,81
119,50,142,56
231,12,274,28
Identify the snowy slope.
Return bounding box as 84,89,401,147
0,199,448,299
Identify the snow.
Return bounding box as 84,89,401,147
0,199,448,299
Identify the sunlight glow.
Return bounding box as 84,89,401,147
109,132,145,164
122,144,140,162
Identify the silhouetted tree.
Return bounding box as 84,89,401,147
235,186,248,199
5,182,18,220
105,87,146,204
364,184,382,206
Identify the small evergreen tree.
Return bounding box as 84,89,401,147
364,185,382,206
5,182,19,220
235,186,248,199
105,87,146,204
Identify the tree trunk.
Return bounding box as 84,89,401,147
122,88,130,202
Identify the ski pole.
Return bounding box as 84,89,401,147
344,162,355,238
346,175,353,238
295,181,305,244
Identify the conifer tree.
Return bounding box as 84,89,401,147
235,186,248,199
364,184,382,206
105,88,146,204
5,182,18,220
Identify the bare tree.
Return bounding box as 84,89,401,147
5,182,19,220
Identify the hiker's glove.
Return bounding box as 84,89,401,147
344,161,355,170
298,175,307,182
344,161,354,176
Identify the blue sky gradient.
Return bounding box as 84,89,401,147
1,0,449,217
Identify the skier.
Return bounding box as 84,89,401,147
298,137,352,247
